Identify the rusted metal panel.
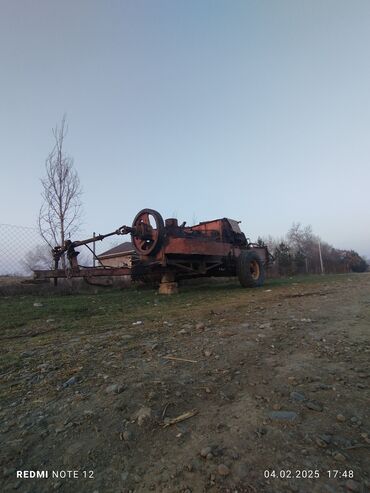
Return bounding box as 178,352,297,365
163,237,235,257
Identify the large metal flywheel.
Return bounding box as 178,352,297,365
131,208,165,255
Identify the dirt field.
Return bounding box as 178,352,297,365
1,274,369,493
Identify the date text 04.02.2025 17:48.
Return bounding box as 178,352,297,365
263,470,354,479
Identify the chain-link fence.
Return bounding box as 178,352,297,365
0,224,51,276
0,224,113,277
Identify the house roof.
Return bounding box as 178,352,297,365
98,242,135,258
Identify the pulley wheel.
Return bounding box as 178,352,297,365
131,208,164,256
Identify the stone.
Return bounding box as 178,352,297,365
21,350,34,357
268,411,298,421
259,323,271,329
200,446,212,458
178,329,187,335
336,414,346,422
333,452,346,462
290,391,305,402
305,400,323,411
204,350,212,357
122,430,134,441
217,464,230,476
63,376,77,388
315,437,327,448
105,384,125,394
134,406,152,426
33,302,43,307
196,322,205,330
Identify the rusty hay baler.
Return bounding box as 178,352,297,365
34,208,271,293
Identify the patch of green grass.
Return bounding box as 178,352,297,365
265,272,360,287
0,273,364,334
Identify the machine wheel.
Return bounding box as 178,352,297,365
131,209,165,256
237,251,265,287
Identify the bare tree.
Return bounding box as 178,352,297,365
287,222,315,253
38,116,83,260
23,244,54,274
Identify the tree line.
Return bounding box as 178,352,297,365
259,223,368,276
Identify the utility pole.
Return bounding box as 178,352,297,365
93,232,96,267
318,240,324,275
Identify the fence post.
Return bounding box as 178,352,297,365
93,232,96,267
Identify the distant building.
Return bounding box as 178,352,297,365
97,242,135,268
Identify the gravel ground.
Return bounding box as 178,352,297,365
1,274,369,493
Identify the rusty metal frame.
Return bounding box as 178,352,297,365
33,209,271,286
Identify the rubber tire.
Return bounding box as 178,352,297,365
237,251,265,288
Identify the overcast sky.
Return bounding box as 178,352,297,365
1,0,369,257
